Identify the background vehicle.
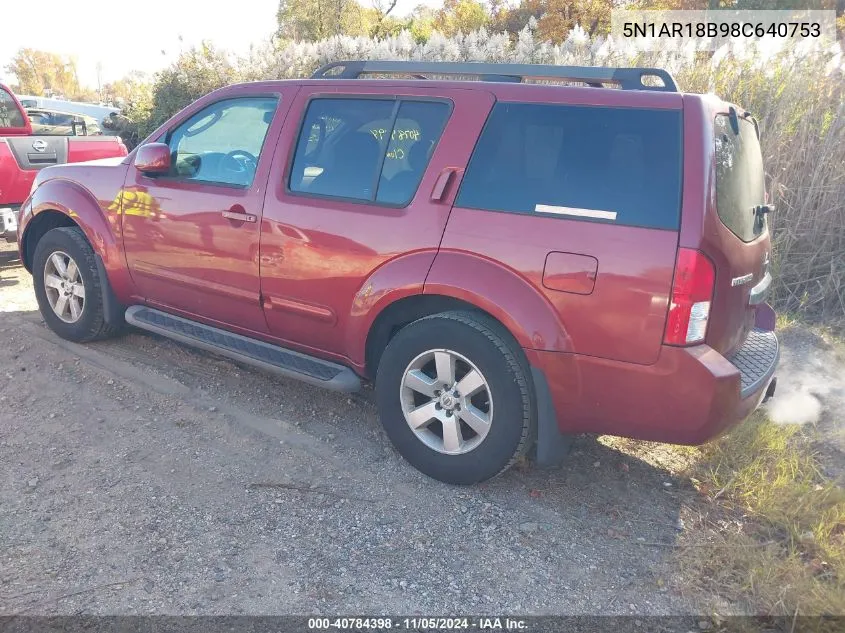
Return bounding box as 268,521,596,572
1,84,126,241
15,94,119,125
26,107,103,136
15,61,779,485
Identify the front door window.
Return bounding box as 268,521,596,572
165,97,278,187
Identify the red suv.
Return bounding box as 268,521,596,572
16,61,779,484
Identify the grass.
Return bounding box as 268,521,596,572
677,412,845,618
777,313,845,353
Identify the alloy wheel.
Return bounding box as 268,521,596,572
43,251,85,323
400,348,493,455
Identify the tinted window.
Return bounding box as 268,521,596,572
457,103,683,230
166,97,278,187
289,98,449,205
714,114,766,242
0,89,26,128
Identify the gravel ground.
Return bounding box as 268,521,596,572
0,241,740,616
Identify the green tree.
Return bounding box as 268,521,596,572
433,0,491,35
408,5,438,41
143,43,238,137
276,0,372,40
102,71,151,108
369,0,408,37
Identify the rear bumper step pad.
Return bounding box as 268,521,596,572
728,328,779,400
125,306,361,392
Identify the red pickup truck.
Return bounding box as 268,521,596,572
1,83,127,241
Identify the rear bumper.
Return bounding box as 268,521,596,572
529,328,779,446
0,206,19,242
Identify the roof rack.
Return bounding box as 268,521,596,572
311,60,679,93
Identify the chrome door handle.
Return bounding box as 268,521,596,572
222,210,257,223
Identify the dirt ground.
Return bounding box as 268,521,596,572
768,326,845,485
0,240,840,617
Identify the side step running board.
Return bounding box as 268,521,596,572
125,306,361,392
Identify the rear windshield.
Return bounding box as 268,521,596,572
456,103,683,230
0,88,26,129
714,113,766,242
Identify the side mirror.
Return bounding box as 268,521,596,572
135,143,171,175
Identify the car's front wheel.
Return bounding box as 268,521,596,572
33,226,120,342
376,311,535,485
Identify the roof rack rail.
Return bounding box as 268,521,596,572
311,60,679,92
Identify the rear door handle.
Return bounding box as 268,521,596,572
222,209,257,223
430,167,460,202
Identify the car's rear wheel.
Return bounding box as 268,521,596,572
33,226,120,342
376,311,534,485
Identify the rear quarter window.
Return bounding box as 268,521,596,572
714,114,766,242
456,103,683,230
0,88,26,129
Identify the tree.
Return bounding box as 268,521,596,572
5,49,86,99
102,71,152,108
409,5,438,41
488,0,614,41
433,0,491,36
370,0,407,37
490,0,543,35
536,0,613,39
276,0,372,40
143,43,238,136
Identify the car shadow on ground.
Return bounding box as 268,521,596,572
0,245,21,268
1,246,22,283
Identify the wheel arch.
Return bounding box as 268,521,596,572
20,209,77,272
22,179,135,305
424,251,572,354
22,178,119,272
364,294,528,381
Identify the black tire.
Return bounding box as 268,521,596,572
376,310,535,485
33,226,121,343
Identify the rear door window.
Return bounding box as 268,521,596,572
456,103,683,230
289,97,450,205
714,114,766,242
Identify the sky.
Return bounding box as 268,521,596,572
0,0,436,88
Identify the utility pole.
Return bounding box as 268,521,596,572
96,62,103,104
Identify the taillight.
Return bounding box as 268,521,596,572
664,248,715,346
